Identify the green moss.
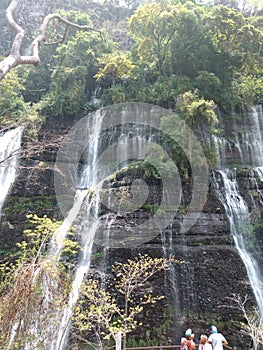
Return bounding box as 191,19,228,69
4,195,57,216
0,246,19,262
91,252,103,260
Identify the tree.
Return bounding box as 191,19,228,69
173,91,218,132
0,0,100,81
40,25,108,118
229,294,263,350
0,215,71,349
169,2,206,78
160,92,218,173
237,74,263,106
0,68,26,125
74,279,126,349
195,71,222,103
204,5,263,72
95,52,135,86
74,254,177,349
129,3,179,76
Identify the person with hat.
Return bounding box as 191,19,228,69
207,325,228,350
181,329,196,350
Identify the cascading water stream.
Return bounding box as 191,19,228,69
50,111,104,350
161,225,180,315
52,107,158,349
211,105,263,318
212,169,263,317
0,127,23,216
52,192,101,350
237,105,263,166
7,113,104,350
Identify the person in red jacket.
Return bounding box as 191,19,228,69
181,329,196,350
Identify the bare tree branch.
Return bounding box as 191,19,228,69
0,0,101,81
227,293,263,350
0,147,21,165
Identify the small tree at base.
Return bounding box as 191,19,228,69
229,293,263,350
73,254,180,349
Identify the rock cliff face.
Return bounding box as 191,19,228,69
91,167,257,348
1,110,263,349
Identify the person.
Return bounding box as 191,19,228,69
181,328,196,350
207,325,228,350
199,334,212,350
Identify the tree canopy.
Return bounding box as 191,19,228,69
0,0,262,126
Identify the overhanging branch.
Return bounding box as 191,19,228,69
0,0,101,81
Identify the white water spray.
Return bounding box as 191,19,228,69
213,169,263,317
0,127,23,216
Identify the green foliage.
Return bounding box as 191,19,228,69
0,69,27,126
1,0,263,123
204,5,263,73
17,37,58,104
61,237,81,258
159,94,218,173
195,71,222,102
102,84,126,105
4,195,57,216
74,279,125,340
237,74,263,106
170,2,206,78
143,144,179,179
2,0,262,119
39,14,109,118
17,214,61,262
95,52,135,85
139,75,193,108
41,65,88,117
0,67,44,135
175,91,218,126
134,318,174,346
129,3,179,75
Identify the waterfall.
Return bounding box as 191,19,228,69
161,225,180,316
211,105,263,318
7,112,104,350
52,192,101,350
50,110,104,350
52,104,162,349
5,102,207,349
212,169,263,316
238,105,263,166
0,127,23,216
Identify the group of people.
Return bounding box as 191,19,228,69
181,325,228,350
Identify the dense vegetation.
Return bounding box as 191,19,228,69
0,0,262,131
